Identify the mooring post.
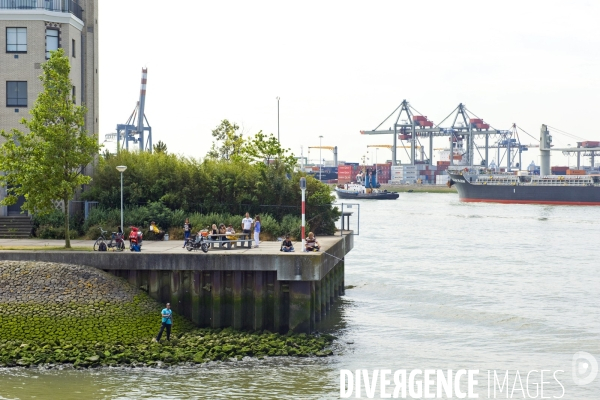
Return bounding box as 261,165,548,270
314,280,322,322
170,271,181,315
333,263,339,299
232,271,243,330
329,268,335,305
191,271,201,325
211,271,222,328
289,281,312,333
253,272,265,330
148,270,159,300
310,281,316,332
273,279,282,333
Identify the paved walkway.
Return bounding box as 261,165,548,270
0,234,349,255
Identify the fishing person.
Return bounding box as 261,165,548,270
155,302,172,342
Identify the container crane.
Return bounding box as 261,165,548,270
105,68,153,153
308,146,338,166
366,144,425,162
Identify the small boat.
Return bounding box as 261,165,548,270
335,169,399,200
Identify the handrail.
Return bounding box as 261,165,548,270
0,0,83,20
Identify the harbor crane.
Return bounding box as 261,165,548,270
104,68,153,153
367,144,426,162
308,146,338,166
361,100,510,167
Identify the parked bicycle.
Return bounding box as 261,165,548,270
93,227,125,251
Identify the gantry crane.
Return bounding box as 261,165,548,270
366,144,426,162
104,68,153,153
308,146,338,166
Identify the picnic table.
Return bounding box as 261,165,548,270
201,233,253,249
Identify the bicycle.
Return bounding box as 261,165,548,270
93,227,125,251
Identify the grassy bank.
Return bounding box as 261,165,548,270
0,329,334,368
0,261,334,368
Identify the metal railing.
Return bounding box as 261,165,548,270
0,0,83,20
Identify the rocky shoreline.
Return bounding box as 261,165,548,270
0,261,334,368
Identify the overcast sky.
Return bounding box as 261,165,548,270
98,0,600,168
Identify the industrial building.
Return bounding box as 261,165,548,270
0,0,98,217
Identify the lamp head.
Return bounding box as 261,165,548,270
299,177,306,190
116,165,127,173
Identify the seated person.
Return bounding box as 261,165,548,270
149,221,165,240
211,224,218,240
305,232,320,252
226,224,237,240
280,235,294,252
218,224,227,241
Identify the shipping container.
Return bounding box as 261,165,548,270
566,169,586,175
581,141,600,148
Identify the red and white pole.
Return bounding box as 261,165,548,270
300,177,306,251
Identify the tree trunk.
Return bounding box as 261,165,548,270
64,196,71,248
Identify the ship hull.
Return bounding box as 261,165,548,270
449,173,600,205
335,188,399,200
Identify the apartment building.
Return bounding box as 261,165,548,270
0,0,97,216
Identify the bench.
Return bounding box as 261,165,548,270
145,229,165,241
200,233,253,249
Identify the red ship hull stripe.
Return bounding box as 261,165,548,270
460,198,600,206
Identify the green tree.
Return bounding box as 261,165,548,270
153,140,168,154
206,119,245,160
241,131,297,172
0,49,100,248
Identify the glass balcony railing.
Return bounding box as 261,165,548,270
0,0,83,21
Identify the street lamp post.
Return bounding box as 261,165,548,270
300,177,306,251
276,97,280,142
319,135,323,181
116,165,127,232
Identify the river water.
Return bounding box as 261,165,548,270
1,193,599,399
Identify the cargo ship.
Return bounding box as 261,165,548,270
448,171,600,205
335,169,399,200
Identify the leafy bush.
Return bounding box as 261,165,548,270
84,151,339,234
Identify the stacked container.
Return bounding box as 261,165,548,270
470,118,490,130
337,165,354,184
551,166,569,176
413,115,434,127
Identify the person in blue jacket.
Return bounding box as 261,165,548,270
155,302,172,342
253,215,261,248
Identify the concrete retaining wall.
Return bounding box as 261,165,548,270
0,234,352,333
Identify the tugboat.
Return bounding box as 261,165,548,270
335,169,399,200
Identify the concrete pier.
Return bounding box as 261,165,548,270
0,234,352,333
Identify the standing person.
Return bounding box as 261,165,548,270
253,215,261,248
183,218,192,248
155,302,172,342
241,212,253,239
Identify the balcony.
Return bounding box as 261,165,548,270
0,0,83,21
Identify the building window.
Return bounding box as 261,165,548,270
7,81,27,107
72,39,75,58
46,29,59,59
6,27,27,53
